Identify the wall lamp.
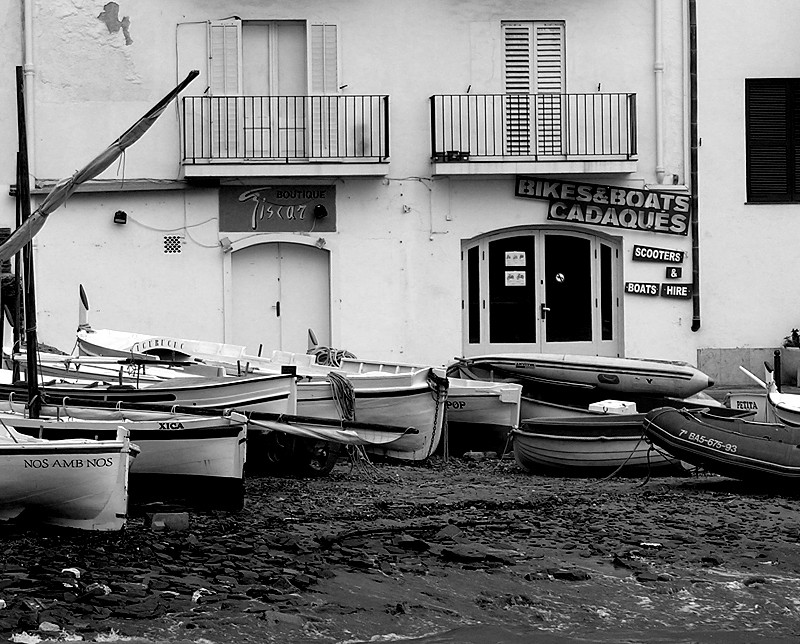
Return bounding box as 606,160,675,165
113,210,127,224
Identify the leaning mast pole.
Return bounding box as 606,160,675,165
15,65,40,418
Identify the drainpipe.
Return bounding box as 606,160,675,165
654,0,666,184
689,0,700,331
22,0,35,183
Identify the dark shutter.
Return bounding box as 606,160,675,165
745,79,800,202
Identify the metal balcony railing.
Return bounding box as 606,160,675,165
430,93,637,162
182,95,390,163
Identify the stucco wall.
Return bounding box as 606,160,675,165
695,0,800,359
6,0,694,367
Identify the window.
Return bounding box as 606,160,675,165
746,78,800,203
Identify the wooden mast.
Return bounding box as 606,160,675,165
15,65,40,417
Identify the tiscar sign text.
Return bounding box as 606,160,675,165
515,177,691,236
219,186,336,233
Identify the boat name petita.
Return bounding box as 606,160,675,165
24,457,115,469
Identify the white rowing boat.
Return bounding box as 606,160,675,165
0,424,137,530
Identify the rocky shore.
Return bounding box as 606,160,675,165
2,454,800,643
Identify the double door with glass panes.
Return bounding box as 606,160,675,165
462,229,622,356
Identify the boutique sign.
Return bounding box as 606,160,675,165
515,176,691,236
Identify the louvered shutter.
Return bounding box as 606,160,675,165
746,80,789,201
503,22,533,155
208,20,243,158
534,22,565,156
310,24,339,157
503,21,565,157
208,20,242,95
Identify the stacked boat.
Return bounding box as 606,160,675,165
642,365,800,483
447,352,734,476
71,323,449,464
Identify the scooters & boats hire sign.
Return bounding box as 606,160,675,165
515,176,690,236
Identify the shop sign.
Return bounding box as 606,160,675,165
515,176,690,236
665,267,682,279
626,281,693,298
632,245,684,263
625,282,660,296
661,283,692,299
219,186,336,233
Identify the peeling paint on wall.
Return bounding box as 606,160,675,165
97,2,132,45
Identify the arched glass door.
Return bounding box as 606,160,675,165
462,227,622,356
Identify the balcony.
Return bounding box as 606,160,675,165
181,95,390,179
430,93,638,176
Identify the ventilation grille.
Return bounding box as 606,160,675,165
164,236,182,254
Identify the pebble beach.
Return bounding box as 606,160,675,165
1,452,799,644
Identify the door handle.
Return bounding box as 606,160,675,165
540,303,551,318
272,301,281,317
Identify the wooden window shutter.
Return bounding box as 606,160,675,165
208,20,242,95
310,24,339,156
311,24,338,94
207,20,242,158
534,22,565,94
746,80,792,202
503,22,534,94
503,22,533,155
503,21,565,156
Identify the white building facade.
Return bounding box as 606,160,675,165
5,0,730,375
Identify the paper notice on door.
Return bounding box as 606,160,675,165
505,270,526,286
505,251,526,267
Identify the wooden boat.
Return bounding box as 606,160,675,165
519,391,742,421
339,357,522,456
449,353,714,399
74,316,449,462
0,400,249,509
0,424,137,530
0,369,297,414
643,406,800,482
512,413,686,476
7,350,220,385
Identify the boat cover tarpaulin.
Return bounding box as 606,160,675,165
247,417,412,446
0,70,199,263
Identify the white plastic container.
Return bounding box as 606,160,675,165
588,399,638,415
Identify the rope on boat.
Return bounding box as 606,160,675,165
326,371,356,422
599,435,646,482
427,370,450,461
309,345,357,368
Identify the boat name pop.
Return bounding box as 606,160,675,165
24,457,115,469
679,429,738,453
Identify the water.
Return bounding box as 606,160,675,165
342,625,799,644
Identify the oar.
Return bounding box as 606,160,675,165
738,365,767,390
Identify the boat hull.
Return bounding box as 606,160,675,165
76,327,448,461
0,372,296,415
339,358,523,456
512,414,684,475
450,353,713,398
643,407,800,481
5,411,247,509
0,427,135,530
